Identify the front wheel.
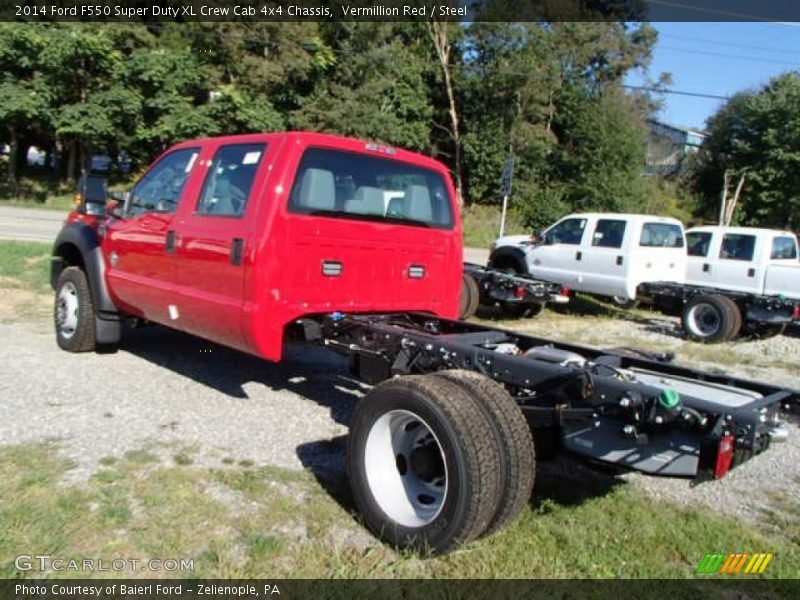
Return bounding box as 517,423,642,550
348,375,502,554
54,266,96,352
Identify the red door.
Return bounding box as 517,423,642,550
105,146,202,322
171,141,271,351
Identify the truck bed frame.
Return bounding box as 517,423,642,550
301,311,796,481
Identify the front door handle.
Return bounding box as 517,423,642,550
702,263,710,273
575,251,582,261
166,230,177,253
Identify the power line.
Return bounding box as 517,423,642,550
659,33,799,57
623,85,729,100
659,45,800,67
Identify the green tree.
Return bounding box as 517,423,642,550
293,24,433,151
690,72,800,229
0,25,50,184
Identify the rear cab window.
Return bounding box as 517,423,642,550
640,223,684,248
546,218,586,245
719,234,756,261
288,148,454,229
196,143,266,217
686,231,713,257
592,219,626,248
771,236,798,260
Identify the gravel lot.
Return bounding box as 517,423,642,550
1,301,798,528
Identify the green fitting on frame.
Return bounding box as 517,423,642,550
659,388,680,409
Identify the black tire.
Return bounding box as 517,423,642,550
431,370,535,537
681,294,740,343
501,302,530,318
747,322,787,340
459,273,480,320
610,296,639,310
54,266,96,352
348,375,503,554
718,295,742,339
525,301,545,318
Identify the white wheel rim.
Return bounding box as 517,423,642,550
687,303,720,337
364,409,448,528
56,281,79,339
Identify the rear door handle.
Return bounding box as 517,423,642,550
575,251,582,261
616,255,623,266
231,238,244,266
702,263,710,272
166,230,177,253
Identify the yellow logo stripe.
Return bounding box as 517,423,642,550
757,554,773,574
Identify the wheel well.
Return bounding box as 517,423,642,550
488,250,526,274
51,243,85,288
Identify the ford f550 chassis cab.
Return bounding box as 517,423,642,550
489,213,687,303
640,226,800,342
52,133,797,554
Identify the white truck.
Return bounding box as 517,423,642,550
641,226,800,342
489,213,687,308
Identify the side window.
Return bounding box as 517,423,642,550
686,231,713,257
719,234,756,261
592,219,626,248
130,148,199,217
640,223,684,248
771,236,798,260
546,218,586,245
196,143,266,217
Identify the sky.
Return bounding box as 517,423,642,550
625,22,800,131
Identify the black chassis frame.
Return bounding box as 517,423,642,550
305,312,798,481
640,282,799,326
464,262,563,307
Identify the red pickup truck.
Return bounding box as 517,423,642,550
52,132,796,554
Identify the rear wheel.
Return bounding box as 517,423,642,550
348,375,502,553
610,296,639,310
682,294,740,343
500,302,530,318
432,370,535,537
459,273,480,320
54,266,96,352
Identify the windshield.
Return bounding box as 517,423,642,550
288,147,454,229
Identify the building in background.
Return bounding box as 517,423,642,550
646,120,707,175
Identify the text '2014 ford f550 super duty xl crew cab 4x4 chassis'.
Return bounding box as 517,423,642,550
52,132,798,554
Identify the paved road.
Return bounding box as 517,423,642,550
0,205,492,263
0,206,67,243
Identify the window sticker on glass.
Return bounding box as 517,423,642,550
184,153,197,173
242,151,262,165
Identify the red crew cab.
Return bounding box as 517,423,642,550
53,132,462,359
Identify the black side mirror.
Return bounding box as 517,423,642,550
107,190,131,218
77,174,108,216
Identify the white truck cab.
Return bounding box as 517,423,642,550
490,213,687,301
685,226,800,299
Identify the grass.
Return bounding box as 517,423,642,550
0,241,52,292
462,203,528,248
1,442,798,580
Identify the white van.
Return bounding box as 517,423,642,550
489,213,687,301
